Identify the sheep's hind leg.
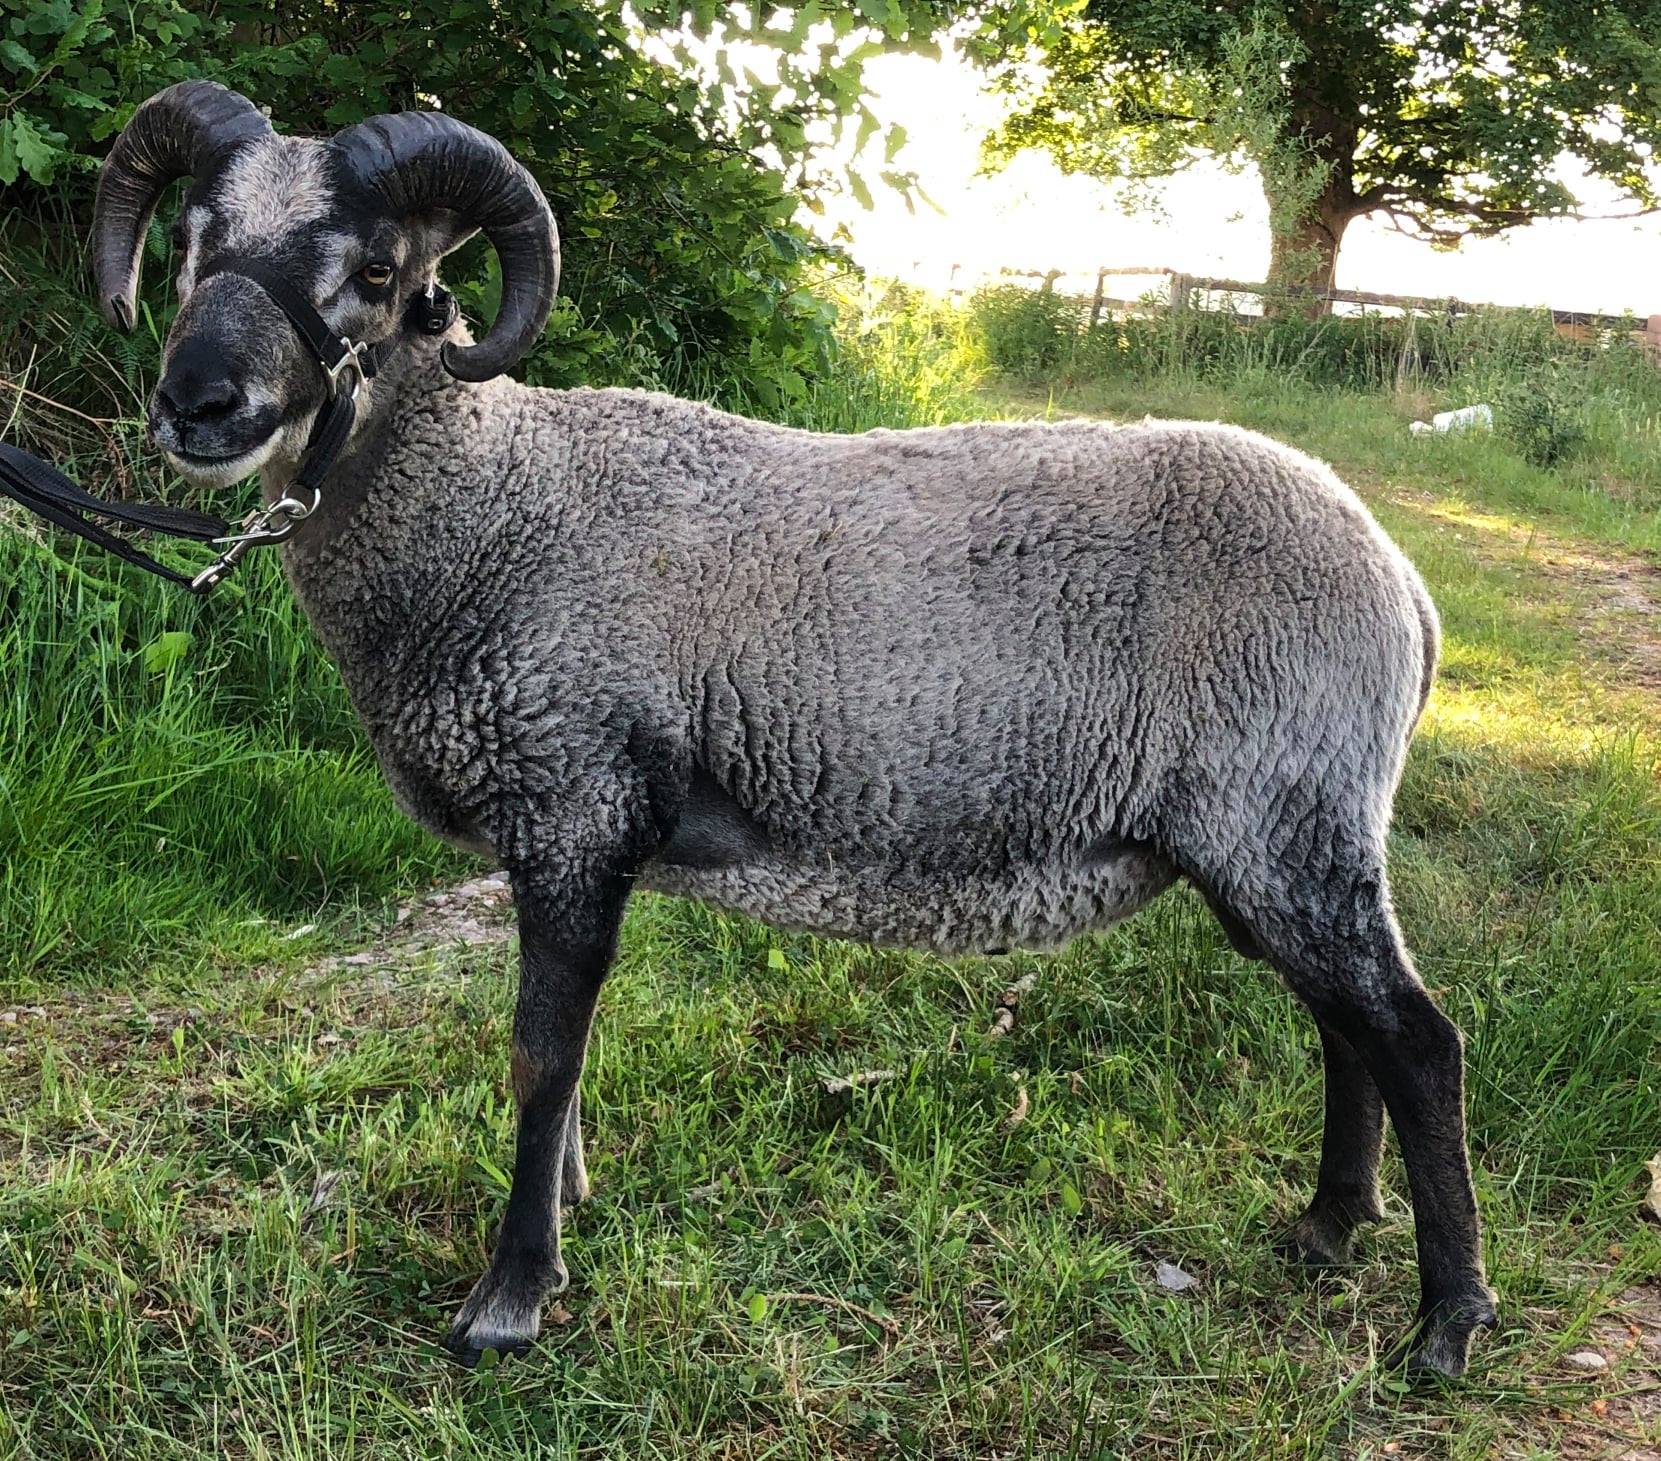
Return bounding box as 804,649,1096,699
442,869,627,1366
1197,879,1385,1264
1281,1022,1386,1266
1236,856,1496,1379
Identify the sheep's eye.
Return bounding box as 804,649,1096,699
359,262,395,288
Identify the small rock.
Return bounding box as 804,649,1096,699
339,951,376,967
1563,1349,1608,1373
0,1011,16,1026
1155,1261,1199,1293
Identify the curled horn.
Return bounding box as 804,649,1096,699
92,81,272,332
330,111,559,382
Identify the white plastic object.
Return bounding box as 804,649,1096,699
1430,403,1494,433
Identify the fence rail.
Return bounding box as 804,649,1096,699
990,265,1655,339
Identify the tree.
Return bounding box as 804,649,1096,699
980,2,1661,303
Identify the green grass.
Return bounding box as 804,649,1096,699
2,307,1658,1457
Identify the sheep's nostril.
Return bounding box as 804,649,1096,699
157,371,242,425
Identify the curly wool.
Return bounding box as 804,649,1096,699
282,340,1437,959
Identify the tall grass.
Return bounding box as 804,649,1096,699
969,283,1661,516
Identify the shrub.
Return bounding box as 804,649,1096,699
1497,370,1591,467
968,285,1082,377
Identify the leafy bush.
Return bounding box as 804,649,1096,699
0,0,838,415
1497,370,1591,467
968,285,1082,377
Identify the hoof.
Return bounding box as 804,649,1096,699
1383,1288,1499,1380
441,1265,561,1368
441,1326,535,1369
1280,1201,1377,1268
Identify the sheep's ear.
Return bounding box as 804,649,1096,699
421,208,479,260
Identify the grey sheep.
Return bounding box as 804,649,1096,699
87,82,1498,1377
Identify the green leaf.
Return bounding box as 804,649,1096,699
1060,1181,1083,1216
142,631,192,674
766,946,789,971
746,1292,769,1322
9,114,60,184
0,39,38,73
0,122,18,188
854,106,880,156
884,123,908,163
847,170,874,210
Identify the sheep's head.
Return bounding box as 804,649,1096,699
91,82,559,488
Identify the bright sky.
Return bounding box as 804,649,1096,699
811,46,1661,318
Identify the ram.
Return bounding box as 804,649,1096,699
88,82,1497,1376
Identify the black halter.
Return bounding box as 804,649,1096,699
0,265,456,594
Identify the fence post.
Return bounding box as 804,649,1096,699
1168,272,1188,316
1088,267,1107,331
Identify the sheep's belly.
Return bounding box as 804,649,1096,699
637,846,1177,956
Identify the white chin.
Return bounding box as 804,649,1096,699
163,432,280,490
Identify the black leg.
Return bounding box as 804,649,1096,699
442,869,628,1365
1255,866,1495,1378
1285,1021,1387,1265
1327,981,1497,1376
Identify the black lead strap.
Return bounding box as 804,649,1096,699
0,441,230,589
0,267,457,595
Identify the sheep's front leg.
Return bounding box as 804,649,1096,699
442,870,627,1365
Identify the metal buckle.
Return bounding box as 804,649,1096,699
326,337,369,397
188,485,322,593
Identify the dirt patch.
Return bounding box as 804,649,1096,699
1519,1282,1661,1461
309,870,516,980
0,873,518,1066
1530,544,1661,696
1383,484,1661,699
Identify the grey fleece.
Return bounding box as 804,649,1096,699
282,341,1438,958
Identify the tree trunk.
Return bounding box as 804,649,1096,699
1264,179,1351,318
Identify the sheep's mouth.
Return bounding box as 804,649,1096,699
171,444,255,466
161,429,281,486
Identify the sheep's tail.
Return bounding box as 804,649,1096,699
1408,571,1441,727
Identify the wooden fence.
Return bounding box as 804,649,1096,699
986,265,1661,347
